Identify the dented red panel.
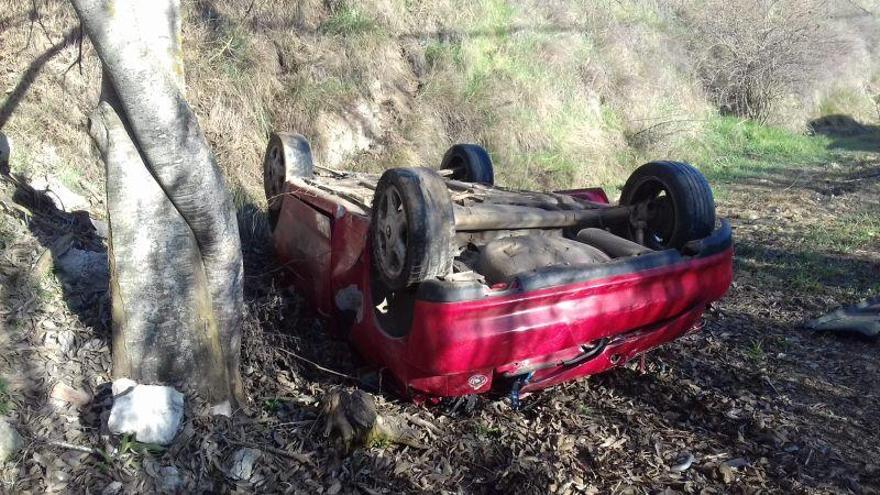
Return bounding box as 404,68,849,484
273,193,332,316
404,248,732,376
273,180,734,399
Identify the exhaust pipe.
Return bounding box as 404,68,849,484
576,228,652,257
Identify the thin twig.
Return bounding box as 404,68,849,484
629,119,708,139
782,167,808,191
62,24,85,78
230,440,311,463
30,0,54,45
44,440,100,455
274,347,358,381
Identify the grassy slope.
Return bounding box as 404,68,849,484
0,1,877,237
5,0,876,209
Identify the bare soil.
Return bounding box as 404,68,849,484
0,144,878,494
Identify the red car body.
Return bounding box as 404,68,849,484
274,179,733,399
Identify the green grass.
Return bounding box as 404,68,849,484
806,212,880,253
0,378,9,415
745,339,766,364
690,117,832,183
817,87,877,121
204,19,255,79
286,76,362,117
319,3,380,36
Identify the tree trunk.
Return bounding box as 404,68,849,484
71,0,244,408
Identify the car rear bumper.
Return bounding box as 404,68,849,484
394,222,733,397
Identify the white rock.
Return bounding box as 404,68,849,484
157,465,183,493
209,400,232,417
107,378,184,445
0,419,23,462
56,329,76,353
28,175,89,213
227,447,261,482
101,481,123,495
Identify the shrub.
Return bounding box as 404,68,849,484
685,0,841,122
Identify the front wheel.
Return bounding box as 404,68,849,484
619,161,715,250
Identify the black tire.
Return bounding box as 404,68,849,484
619,161,715,250
370,167,455,290
263,132,314,230
440,144,494,185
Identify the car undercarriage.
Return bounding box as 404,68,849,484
264,133,733,399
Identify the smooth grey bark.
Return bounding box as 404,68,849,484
71,0,244,406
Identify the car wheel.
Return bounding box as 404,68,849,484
263,132,314,231
619,161,715,250
440,144,494,185
371,167,455,290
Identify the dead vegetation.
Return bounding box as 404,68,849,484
685,0,843,123
1,0,880,493
0,124,879,493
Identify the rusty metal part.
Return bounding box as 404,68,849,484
452,204,632,231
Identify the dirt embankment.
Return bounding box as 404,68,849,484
2,0,878,198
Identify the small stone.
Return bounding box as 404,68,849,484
88,217,109,239
669,452,695,472
722,457,749,469
107,378,184,445
157,466,183,493
0,420,23,462
101,481,123,495
43,329,76,354
209,400,232,417
49,469,70,483
227,447,261,482
50,382,92,408
27,175,89,213
718,457,748,483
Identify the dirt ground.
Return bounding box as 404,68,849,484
0,140,878,494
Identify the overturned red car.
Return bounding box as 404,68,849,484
263,132,733,400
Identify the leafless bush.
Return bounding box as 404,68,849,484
685,0,842,122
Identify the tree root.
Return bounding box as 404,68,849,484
321,388,426,451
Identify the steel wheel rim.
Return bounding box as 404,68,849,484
631,179,676,249
267,145,284,204
375,185,408,278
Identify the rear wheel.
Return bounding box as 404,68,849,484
263,132,314,230
371,168,455,290
619,161,715,250
440,144,494,185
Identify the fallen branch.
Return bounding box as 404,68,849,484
275,348,358,381
44,439,100,455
